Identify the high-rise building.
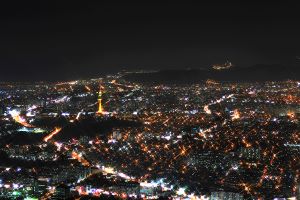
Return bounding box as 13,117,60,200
239,147,261,161
33,178,49,197
97,85,103,115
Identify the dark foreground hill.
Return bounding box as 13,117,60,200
1,117,141,145
52,116,141,142
123,65,300,84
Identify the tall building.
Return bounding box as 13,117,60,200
239,147,261,161
97,84,103,115
33,178,49,197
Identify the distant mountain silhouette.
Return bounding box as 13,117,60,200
123,65,300,84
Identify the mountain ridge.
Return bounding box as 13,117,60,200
123,64,300,84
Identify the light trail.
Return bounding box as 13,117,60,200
111,79,135,88
53,95,70,103
203,94,235,115
85,85,91,92
9,110,34,128
198,124,218,139
76,112,82,120
43,127,62,142
40,187,55,200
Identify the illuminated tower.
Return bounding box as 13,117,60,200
97,85,103,114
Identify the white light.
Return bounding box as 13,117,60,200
117,172,131,180
162,135,171,140
4,184,10,189
61,112,70,116
140,181,158,188
108,139,117,144
176,187,186,196
9,109,19,118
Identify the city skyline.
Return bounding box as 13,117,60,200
0,2,300,200
0,75,299,199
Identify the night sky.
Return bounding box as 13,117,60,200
1,1,300,81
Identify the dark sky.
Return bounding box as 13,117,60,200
1,1,300,81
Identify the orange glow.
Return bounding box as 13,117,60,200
287,111,296,119
14,115,34,127
97,99,103,114
71,151,90,166
97,84,104,115
43,127,62,142
206,79,219,85
10,110,34,128
85,85,91,92
231,109,240,120
242,138,251,148
204,105,212,115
